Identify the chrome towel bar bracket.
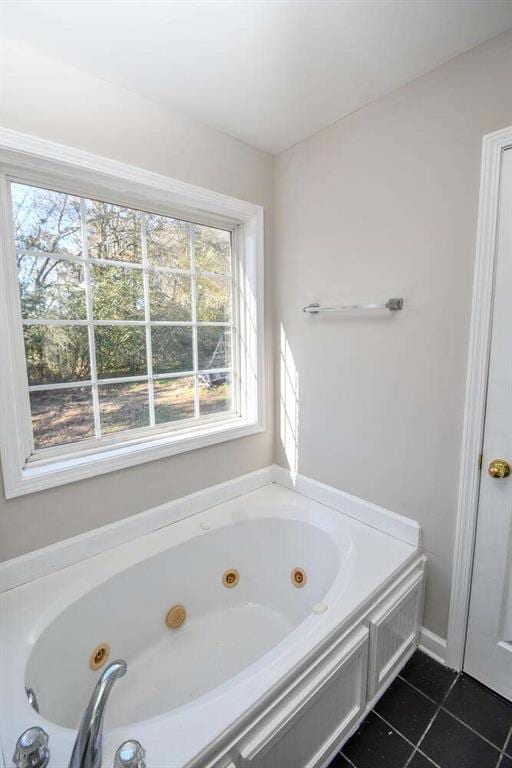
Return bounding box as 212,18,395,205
303,297,404,314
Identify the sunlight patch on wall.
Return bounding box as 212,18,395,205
280,324,299,478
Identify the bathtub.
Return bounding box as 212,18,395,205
0,481,425,768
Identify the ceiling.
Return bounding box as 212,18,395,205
2,0,512,154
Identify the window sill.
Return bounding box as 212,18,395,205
6,417,264,498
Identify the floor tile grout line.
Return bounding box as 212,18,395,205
441,671,460,704
437,703,507,755
402,739,447,768
374,704,485,768
340,711,425,768
380,673,452,755
381,672,458,768
373,710,422,751
410,704,443,767
397,672,454,708
372,707,447,767
404,745,446,768
338,752,358,768
402,748,419,768
398,673,509,754
445,670,512,727
403,747,418,768
400,663,512,727
398,667,445,768
415,746,445,768
503,723,512,754
454,669,512,708
341,657,510,768
342,699,500,768
495,725,512,768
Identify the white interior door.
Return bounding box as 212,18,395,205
464,148,512,700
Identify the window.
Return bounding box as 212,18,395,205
13,182,235,451
0,135,264,497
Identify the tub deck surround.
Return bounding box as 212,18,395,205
0,482,425,768
0,465,420,593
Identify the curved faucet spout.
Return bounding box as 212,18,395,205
69,660,127,768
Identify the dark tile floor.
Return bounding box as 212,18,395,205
329,650,512,768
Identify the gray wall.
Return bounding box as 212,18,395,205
273,31,512,638
0,43,274,560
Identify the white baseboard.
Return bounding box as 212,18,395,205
419,627,447,665
271,464,421,548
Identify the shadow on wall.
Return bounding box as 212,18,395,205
279,324,299,477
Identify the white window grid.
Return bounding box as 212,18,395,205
14,192,239,457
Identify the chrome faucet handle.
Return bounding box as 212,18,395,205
114,740,146,768
13,727,50,768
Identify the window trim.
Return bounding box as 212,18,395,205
0,128,265,498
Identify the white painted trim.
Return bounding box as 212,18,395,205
0,128,265,497
317,640,418,768
446,125,512,671
419,627,447,665
239,626,369,762
0,466,275,593
0,127,259,221
13,419,264,496
271,465,421,547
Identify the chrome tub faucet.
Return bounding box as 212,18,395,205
68,659,127,768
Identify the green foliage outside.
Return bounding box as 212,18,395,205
12,183,233,447
13,183,231,384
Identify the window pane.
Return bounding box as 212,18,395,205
199,374,232,416
30,387,94,449
196,275,231,322
11,183,82,258
154,376,195,424
197,327,231,370
95,326,146,378
11,183,240,456
91,264,144,321
87,200,141,263
194,224,231,273
98,381,149,434
24,326,90,385
145,213,190,270
152,326,193,374
18,253,86,320
149,272,191,321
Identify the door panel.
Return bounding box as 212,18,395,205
465,148,512,700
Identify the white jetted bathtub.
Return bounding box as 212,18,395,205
0,480,425,768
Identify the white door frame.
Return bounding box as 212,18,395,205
446,125,512,670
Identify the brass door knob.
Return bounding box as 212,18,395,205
488,459,511,479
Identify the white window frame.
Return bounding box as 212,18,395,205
0,128,265,497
